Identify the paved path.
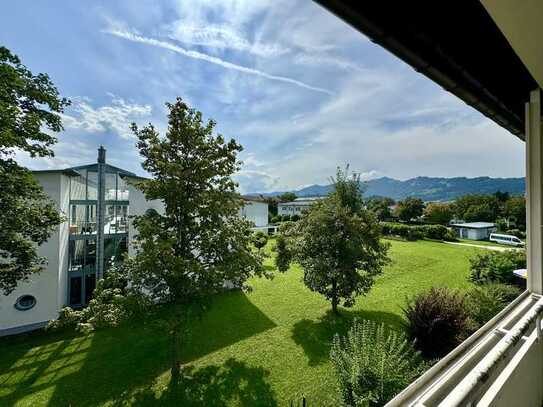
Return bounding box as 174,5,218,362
444,241,524,252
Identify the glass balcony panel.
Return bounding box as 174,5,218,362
87,171,98,200
70,172,86,200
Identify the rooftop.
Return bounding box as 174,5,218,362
450,222,496,229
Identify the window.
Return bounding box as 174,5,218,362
14,295,37,311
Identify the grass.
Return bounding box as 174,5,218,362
0,239,481,406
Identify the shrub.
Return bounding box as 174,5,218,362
403,287,470,359
252,231,268,251
423,225,448,240
443,229,458,242
465,283,521,326
506,229,526,239
271,215,282,224
469,250,526,285
407,228,424,241
330,319,426,407
290,214,301,221
275,235,292,272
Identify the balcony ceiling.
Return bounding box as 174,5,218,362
314,0,539,139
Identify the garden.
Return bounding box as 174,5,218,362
0,238,521,406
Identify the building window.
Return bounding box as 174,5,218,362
14,295,37,311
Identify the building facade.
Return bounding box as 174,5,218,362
277,197,324,217
450,221,497,240
0,147,160,336
239,197,277,234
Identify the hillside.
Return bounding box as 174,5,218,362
252,176,525,201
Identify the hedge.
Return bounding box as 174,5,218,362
381,222,452,241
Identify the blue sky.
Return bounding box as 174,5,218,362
2,0,525,193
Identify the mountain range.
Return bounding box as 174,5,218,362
251,176,525,202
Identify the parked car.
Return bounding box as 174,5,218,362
489,233,525,247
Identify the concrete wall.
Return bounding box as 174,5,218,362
0,172,68,335
239,201,268,227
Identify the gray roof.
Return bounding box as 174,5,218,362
450,222,496,229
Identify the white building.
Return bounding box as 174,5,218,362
0,147,160,336
239,197,276,234
450,221,497,240
278,196,324,217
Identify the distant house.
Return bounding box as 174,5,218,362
450,222,497,240
239,196,277,235
278,197,325,217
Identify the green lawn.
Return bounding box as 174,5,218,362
0,240,481,406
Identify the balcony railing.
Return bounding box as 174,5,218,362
387,290,543,406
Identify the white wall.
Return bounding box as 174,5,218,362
239,201,268,227
278,204,309,216
0,172,68,335
125,178,164,257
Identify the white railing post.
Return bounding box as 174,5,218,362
526,89,543,295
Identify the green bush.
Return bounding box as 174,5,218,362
252,231,268,251
271,215,282,223
465,283,521,326
330,319,425,407
423,225,448,240
290,214,301,221
469,250,526,284
506,229,526,239
443,229,458,242
407,228,424,241
403,287,470,359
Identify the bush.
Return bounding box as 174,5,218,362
423,225,448,240
330,319,426,407
465,283,521,326
271,215,282,223
443,229,458,242
403,287,470,359
469,250,526,285
252,231,268,251
506,229,526,239
290,214,301,221
407,228,424,241
275,235,292,272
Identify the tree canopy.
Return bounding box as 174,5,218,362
395,197,424,222
0,46,69,294
127,98,268,377
277,167,389,314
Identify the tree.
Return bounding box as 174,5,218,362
0,46,70,294
279,167,390,314
505,196,526,229
128,98,268,378
454,194,500,222
395,197,424,222
423,202,455,225
252,231,268,252
278,192,297,202
366,196,395,221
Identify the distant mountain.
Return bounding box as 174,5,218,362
251,176,525,202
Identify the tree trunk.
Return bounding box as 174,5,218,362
170,314,183,379
331,279,339,315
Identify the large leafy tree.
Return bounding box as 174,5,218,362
423,202,455,225
0,46,69,294
395,197,424,222
278,168,389,314
128,98,267,378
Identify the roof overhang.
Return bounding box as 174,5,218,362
314,0,539,139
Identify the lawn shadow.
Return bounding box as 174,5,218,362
0,291,276,406
111,358,277,406
291,308,405,366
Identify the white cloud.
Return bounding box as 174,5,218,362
166,23,289,57
234,169,280,193
61,95,152,139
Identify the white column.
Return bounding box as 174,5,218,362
526,89,543,294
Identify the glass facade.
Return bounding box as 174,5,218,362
67,164,129,307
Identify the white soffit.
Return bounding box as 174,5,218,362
481,0,543,89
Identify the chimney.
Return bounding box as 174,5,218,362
97,145,106,164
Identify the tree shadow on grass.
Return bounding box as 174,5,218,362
0,291,276,407
291,308,405,366
113,358,277,406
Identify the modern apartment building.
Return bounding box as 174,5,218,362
277,196,324,217
0,147,161,336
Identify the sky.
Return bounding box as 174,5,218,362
1,0,525,193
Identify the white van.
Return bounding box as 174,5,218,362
489,233,525,247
